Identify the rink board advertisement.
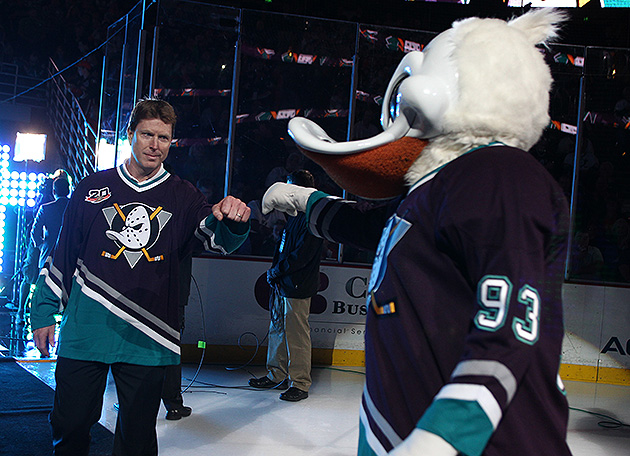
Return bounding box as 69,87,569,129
184,257,630,377
183,256,371,351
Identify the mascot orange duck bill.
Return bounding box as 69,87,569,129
287,8,564,200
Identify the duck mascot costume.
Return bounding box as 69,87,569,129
263,8,572,456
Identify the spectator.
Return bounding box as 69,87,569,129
249,170,323,402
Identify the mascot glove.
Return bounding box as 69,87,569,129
262,182,316,216
388,429,457,456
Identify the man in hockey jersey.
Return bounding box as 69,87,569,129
263,9,572,456
31,98,251,456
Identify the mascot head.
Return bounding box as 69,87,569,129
288,8,566,199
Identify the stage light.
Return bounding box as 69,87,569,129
96,138,131,171
27,199,36,207
14,132,46,162
95,139,116,171
1,145,9,153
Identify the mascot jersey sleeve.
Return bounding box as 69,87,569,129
306,145,572,456
30,164,249,366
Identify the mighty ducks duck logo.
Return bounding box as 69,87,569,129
101,202,172,268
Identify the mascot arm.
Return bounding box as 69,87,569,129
389,429,457,456
263,182,397,252
306,192,399,252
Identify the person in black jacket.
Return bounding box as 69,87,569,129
249,169,323,401
30,176,71,270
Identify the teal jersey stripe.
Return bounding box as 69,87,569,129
358,420,380,456
418,399,494,456
199,214,250,254
30,272,63,330
56,277,179,366
305,191,329,221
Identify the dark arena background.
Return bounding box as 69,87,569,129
0,1,630,455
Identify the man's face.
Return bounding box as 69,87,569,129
127,118,173,178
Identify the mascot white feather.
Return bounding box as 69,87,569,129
264,9,573,456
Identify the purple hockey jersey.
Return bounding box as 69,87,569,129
31,164,249,366
306,144,572,456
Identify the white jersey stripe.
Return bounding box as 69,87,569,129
362,384,404,447
451,359,517,403
435,383,502,429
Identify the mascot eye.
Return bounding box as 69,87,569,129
387,76,406,124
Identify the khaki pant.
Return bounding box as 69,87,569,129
266,292,312,391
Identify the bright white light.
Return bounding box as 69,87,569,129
9,197,17,206
18,189,26,197
18,198,25,206
1,145,9,152
27,198,36,207
14,132,46,162
95,139,116,171
10,171,18,180
28,172,37,181
0,197,8,206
